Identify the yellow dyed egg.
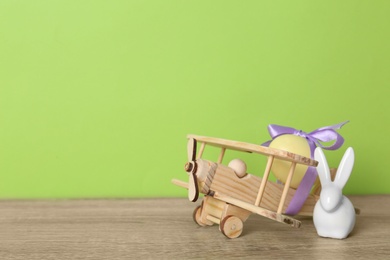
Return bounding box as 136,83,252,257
269,134,311,189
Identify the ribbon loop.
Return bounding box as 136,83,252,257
264,121,348,154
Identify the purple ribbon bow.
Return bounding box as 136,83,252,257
262,121,348,215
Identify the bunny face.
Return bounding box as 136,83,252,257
320,184,343,212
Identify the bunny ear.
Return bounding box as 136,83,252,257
314,147,332,185
334,147,355,190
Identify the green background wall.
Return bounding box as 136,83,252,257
1,0,389,198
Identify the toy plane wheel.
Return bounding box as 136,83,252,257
220,215,243,239
192,205,206,227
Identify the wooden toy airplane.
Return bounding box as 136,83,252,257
172,134,321,239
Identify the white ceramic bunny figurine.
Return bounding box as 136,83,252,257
313,147,356,239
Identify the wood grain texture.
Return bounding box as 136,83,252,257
207,163,317,216
187,134,318,166
0,196,389,260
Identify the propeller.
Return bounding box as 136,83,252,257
185,138,199,202
187,137,197,162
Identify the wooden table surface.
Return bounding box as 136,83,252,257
0,195,389,259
